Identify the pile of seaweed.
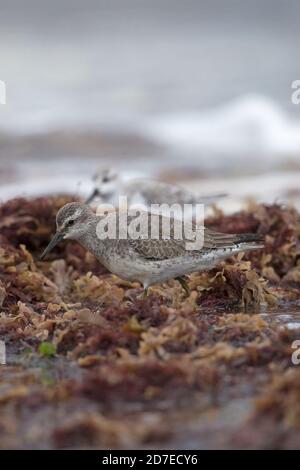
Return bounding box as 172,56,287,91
0,196,300,449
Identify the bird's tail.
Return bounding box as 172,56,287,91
232,232,265,251
226,233,265,251
208,231,265,251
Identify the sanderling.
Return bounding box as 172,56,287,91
86,168,226,213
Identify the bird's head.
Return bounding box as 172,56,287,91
40,202,94,260
86,167,119,203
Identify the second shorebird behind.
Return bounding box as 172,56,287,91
85,168,226,209
40,203,264,294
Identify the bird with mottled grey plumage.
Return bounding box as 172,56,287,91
40,202,264,294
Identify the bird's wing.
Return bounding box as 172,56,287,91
129,237,186,259
127,211,250,260
126,179,194,206
127,179,227,206
127,212,187,259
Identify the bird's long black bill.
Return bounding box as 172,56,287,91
85,189,98,204
40,232,64,260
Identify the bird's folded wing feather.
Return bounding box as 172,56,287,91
127,213,243,260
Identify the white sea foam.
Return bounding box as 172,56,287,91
1,94,300,163
142,95,300,164
2,94,300,170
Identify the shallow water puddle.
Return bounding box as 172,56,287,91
260,310,300,330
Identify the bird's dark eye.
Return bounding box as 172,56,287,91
102,177,109,183
68,219,75,226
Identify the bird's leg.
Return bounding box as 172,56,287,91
137,284,149,300
142,287,148,299
175,276,190,295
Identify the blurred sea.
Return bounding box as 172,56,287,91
1,0,300,210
